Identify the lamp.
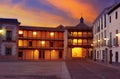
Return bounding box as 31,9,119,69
116,34,118,37
50,32,54,36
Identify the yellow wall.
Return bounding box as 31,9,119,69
72,47,86,58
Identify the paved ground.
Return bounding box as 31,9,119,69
0,61,71,79
66,59,120,79
0,60,120,79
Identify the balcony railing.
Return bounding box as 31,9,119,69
18,36,64,40
18,46,64,50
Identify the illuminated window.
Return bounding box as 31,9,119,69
78,39,82,45
72,32,77,37
73,39,77,45
41,41,45,45
19,30,23,34
50,32,54,37
19,30,23,37
78,32,82,37
33,31,37,36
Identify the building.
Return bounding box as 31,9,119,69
18,26,64,60
0,18,20,60
65,17,93,60
93,1,120,63
0,17,93,60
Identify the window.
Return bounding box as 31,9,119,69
18,52,23,57
109,16,111,23
50,41,53,47
6,31,12,40
19,30,23,37
29,41,32,47
59,51,62,58
115,11,118,19
104,30,106,38
109,32,112,46
104,14,106,28
5,47,12,56
101,17,103,29
116,30,118,46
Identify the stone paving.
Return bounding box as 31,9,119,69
0,61,71,79
66,59,120,79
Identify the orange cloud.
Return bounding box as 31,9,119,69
46,0,98,24
0,1,72,27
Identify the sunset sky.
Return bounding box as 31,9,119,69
0,0,115,27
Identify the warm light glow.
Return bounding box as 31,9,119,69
116,34,118,36
98,40,100,42
51,50,58,59
72,48,82,57
72,32,77,36
0,29,2,34
18,40,22,46
50,32,54,36
104,38,109,40
19,30,23,34
52,50,55,52
41,41,45,45
33,31,37,35
91,44,93,46
73,39,77,45
34,50,39,60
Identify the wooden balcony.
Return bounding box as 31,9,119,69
68,44,93,48
18,46,64,50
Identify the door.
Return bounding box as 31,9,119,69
59,51,62,59
39,50,45,60
109,50,113,64
18,52,23,59
115,52,118,63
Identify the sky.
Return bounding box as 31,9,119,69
0,0,115,27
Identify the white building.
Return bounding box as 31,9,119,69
93,1,120,63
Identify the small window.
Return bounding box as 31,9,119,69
5,47,12,56
18,52,23,57
115,11,118,19
6,31,12,40
29,41,32,47
50,41,53,47
109,16,111,23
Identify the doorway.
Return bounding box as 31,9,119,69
115,52,118,63
109,50,113,64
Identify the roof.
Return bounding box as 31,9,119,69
66,17,92,31
93,7,110,24
19,26,64,32
107,1,120,14
0,18,20,24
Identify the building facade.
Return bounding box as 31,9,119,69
93,1,120,63
0,18,20,60
0,17,93,60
